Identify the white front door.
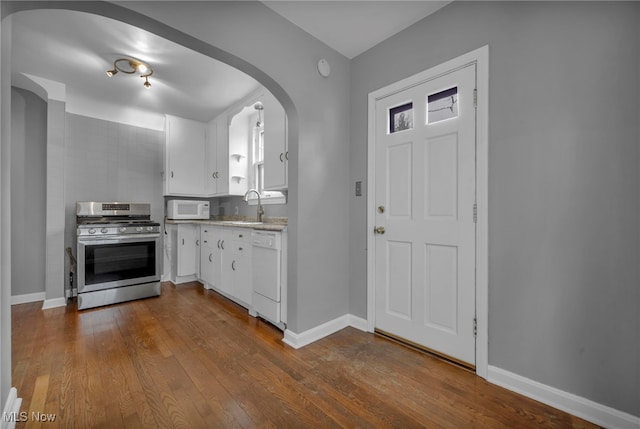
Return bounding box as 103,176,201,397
373,64,477,366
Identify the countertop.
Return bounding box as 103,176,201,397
165,216,287,232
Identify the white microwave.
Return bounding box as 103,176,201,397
166,200,210,220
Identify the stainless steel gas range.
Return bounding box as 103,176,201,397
76,202,161,310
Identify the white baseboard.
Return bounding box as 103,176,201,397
346,314,368,332
1,387,22,429
283,314,368,349
41,297,67,310
488,366,640,429
10,292,45,305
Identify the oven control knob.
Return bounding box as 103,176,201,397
101,228,109,234
146,226,153,232
89,228,96,235
119,227,127,233
136,227,144,232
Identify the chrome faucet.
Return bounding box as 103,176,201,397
243,189,264,222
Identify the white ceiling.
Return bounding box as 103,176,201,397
11,9,261,124
264,1,450,59
10,3,448,125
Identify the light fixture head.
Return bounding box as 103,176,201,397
254,102,264,127
137,63,149,74
106,57,154,89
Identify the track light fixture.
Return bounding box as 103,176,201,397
254,102,264,127
106,58,154,89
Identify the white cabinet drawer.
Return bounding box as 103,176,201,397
232,242,249,256
231,229,251,242
200,227,216,243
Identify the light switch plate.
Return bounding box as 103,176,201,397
355,181,362,196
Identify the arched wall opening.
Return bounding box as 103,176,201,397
1,0,302,351
1,4,301,279
2,5,353,403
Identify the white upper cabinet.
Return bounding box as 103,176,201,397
164,87,286,198
227,109,251,196
262,91,288,191
206,115,230,196
164,115,206,196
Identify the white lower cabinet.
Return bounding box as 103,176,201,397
200,226,223,290
199,226,252,308
168,224,200,284
222,230,252,306
167,223,286,324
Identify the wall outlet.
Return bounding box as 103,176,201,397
355,181,362,197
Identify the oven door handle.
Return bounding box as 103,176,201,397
77,233,160,243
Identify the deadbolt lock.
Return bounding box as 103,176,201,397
377,206,385,213
374,226,385,235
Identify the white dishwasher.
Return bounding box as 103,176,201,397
252,231,282,325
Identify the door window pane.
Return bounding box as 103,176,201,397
389,102,413,133
427,87,458,124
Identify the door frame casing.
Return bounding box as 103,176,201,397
366,46,489,379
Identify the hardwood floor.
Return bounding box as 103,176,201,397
12,282,598,428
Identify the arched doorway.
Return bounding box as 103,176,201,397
1,1,301,406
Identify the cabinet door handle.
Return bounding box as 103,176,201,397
217,239,221,249
171,171,174,178
239,234,243,238
279,153,284,162
182,238,185,245
231,260,236,271
212,172,216,179
239,247,243,251
285,151,289,160
220,240,225,250
209,253,213,263
196,240,200,246
215,171,219,179
203,240,208,244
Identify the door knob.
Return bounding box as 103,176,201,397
374,226,385,234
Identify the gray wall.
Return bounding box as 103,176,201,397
64,113,165,292
10,87,46,297
350,1,640,416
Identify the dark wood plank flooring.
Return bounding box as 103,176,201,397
11,282,598,428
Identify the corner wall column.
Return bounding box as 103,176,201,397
18,74,68,309
43,99,66,309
